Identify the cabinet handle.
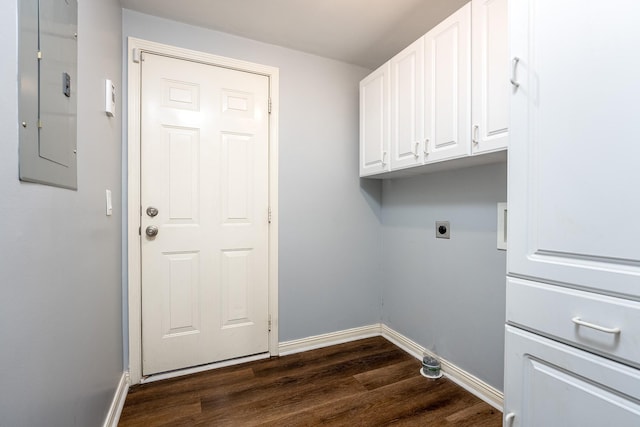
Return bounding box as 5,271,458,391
572,317,621,334
382,151,387,166
505,412,515,426
510,57,520,88
424,139,429,156
414,142,420,158
472,125,479,145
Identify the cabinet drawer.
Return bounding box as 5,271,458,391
506,277,640,368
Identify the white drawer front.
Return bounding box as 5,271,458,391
506,277,640,367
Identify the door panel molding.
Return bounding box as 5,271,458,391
127,37,279,385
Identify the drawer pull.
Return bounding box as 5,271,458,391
510,57,520,88
572,317,621,334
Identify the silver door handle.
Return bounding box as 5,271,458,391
424,139,429,156
145,225,159,237
414,142,420,158
381,151,388,166
472,125,479,144
510,57,520,88
572,317,621,334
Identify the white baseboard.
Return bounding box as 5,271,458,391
103,371,130,427
381,324,504,411
278,324,382,356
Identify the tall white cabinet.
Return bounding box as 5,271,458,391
505,0,640,425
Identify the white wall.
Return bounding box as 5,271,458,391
0,1,124,425
121,10,383,358
381,163,507,390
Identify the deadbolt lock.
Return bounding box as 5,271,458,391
146,206,158,217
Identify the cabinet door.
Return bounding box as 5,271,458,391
360,62,390,176
504,326,640,427
471,0,508,154
390,38,424,170
423,3,471,163
508,0,640,297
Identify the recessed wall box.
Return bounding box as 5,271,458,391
436,221,450,239
18,0,78,190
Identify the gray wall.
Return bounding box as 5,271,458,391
121,8,505,393
0,1,124,426
121,10,383,358
381,162,507,390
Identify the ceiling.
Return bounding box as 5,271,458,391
119,0,469,70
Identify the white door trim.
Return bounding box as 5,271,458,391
127,37,279,385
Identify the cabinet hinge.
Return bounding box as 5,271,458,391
132,48,141,63
268,98,272,114
268,207,272,223
138,226,141,236
37,50,42,60
37,120,43,129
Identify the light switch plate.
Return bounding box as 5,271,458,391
436,221,450,239
105,79,115,117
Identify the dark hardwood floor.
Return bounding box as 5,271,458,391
119,336,502,426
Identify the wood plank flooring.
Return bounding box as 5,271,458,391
119,336,502,426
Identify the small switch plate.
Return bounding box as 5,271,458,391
105,79,115,117
436,221,450,239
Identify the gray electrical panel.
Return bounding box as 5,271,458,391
19,0,78,190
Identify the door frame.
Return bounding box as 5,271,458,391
126,37,279,385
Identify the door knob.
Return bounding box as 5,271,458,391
145,225,159,237
146,206,159,217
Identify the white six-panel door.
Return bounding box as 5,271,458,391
140,53,270,375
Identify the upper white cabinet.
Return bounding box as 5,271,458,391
471,0,509,154
390,38,424,170
359,62,390,177
423,3,471,163
508,0,640,298
360,1,508,178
